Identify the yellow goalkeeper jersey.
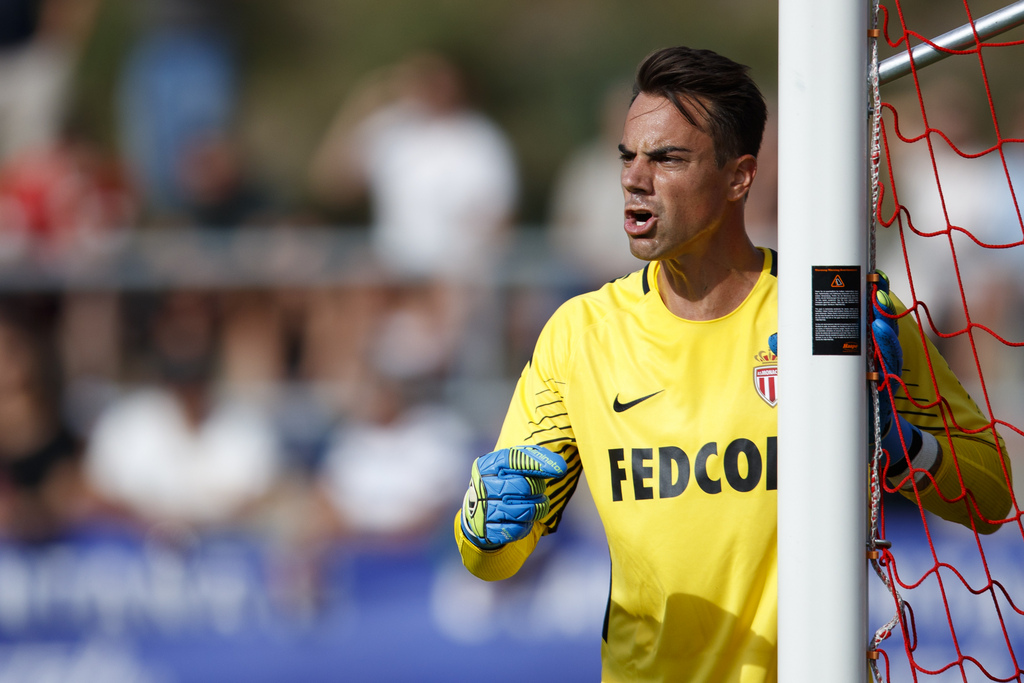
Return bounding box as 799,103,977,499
455,248,1011,683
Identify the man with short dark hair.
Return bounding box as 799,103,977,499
454,45,1010,682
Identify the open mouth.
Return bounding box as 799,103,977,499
625,209,655,234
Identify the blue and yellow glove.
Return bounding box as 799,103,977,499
870,271,941,487
460,445,567,550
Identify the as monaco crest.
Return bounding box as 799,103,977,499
754,335,778,407
754,365,778,407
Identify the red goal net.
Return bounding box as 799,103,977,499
868,0,1024,681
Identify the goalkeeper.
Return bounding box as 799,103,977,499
454,46,1012,683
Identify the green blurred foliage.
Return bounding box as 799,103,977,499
65,0,1023,223
68,0,778,223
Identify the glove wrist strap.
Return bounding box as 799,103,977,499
884,417,942,490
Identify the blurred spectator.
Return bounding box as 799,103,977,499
880,81,1001,324
297,285,382,414
0,300,88,542
218,289,288,388
116,0,245,222
745,99,778,250
880,79,1015,394
84,291,282,531
315,370,474,545
0,0,100,163
309,50,517,281
59,289,121,439
307,51,518,384
548,81,641,286
0,122,137,262
174,130,273,229
995,93,1024,305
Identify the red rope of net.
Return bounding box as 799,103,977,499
869,1,1024,681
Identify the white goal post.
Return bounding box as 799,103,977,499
777,0,869,680
777,1,1024,680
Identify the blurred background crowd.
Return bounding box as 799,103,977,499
0,0,783,549
0,0,1021,679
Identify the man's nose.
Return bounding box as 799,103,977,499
621,159,653,196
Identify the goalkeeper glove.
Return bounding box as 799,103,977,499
870,271,941,488
460,445,567,550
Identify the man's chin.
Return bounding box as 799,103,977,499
628,236,660,262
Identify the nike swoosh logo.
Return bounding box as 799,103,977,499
613,390,664,412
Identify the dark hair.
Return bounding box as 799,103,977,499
633,46,767,167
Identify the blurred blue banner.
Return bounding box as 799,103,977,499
0,526,608,682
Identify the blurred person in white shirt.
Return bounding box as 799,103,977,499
548,81,643,287
308,51,518,386
85,291,282,530
315,371,473,544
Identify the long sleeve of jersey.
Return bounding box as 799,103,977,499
455,313,585,581
892,294,1013,534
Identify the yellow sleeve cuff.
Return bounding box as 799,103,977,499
911,435,1012,535
453,512,544,581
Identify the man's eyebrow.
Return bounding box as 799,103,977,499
646,145,692,157
617,144,692,158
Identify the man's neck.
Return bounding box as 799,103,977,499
655,236,764,321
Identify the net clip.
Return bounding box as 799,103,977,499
867,539,891,560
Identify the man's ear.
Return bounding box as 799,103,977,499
729,154,758,201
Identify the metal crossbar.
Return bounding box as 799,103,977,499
878,0,1024,84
